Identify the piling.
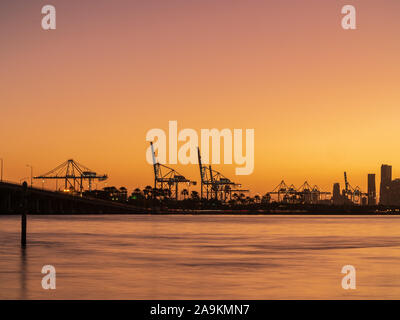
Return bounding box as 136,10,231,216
21,212,26,247
21,181,28,247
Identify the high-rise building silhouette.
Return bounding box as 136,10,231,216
367,174,376,205
380,164,392,205
388,179,400,206
332,182,343,205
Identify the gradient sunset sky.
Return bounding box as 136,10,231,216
1,0,400,195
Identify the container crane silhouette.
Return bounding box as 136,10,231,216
343,171,367,204
34,159,107,194
197,147,249,201
150,142,196,200
269,180,330,203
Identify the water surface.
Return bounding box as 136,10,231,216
1,214,400,299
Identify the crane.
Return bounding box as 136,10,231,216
343,171,367,204
150,142,196,200
269,180,331,203
269,180,290,202
34,159,107,194
197,147,249,201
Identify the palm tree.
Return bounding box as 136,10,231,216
143,185,153,199
163,188,172,199
181,188,189,200
262,193,271,204
119,187,128,201
131,188,142,200
190,190,199,200
245,196,254,204
152,188,160,199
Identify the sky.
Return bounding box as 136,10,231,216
1,0,400,195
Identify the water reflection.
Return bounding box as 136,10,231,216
1,215,400,299
19,247,27,300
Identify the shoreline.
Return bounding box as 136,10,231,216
1,210,399,216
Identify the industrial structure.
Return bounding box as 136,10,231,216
368,173,376,205
5,155,400,213
332,172,369,205
378,164,400,206
267,180,330,204
0,180,142,215
331,165,400,207
332,182,342,205
380,164,392,205
342,172,367,205
34,159,108,194
150,142,196,200
197,147,249,201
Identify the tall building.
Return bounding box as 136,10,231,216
332,183,343,205
388,179,400,206
380,164,392,205
367,174,376,205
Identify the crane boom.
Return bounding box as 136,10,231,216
150,142,157,166
344,172,349,192
150,142,160,190
197,146,249,201
150,142,196,200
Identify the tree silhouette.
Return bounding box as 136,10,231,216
143,185,153,200
190,190,199,200
181,188,189,200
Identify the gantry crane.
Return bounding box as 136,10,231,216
269,180,291,202
269,180,331,203
34,159,107,193
150,142,196,200
269,180,297,203
197,147,249,201
343,171,367,204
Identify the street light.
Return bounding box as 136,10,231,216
26,165,33,187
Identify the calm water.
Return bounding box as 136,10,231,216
1,214,400,299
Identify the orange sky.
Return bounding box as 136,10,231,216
1,0,400,195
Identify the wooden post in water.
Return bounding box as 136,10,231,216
21,181,28,247
21,212,26,247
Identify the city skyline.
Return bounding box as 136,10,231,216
1,155,398,203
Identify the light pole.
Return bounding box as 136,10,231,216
26,165,33,187
0,158,3,182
